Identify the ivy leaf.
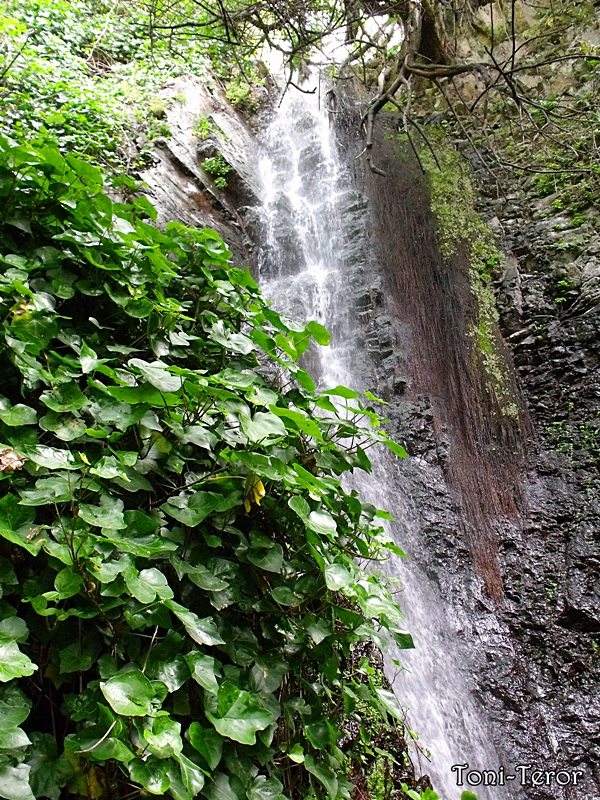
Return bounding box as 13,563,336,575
90,456,130,480
247,776,286,800
0,404,37,426
100,670,156,716
125,567,173,603
59,640,100,674
176,754,205,795
0,638,37,682
129,359,183,393
247,543,283,573
55,568,84,599
143,716,183,758
322,385,360,400
148,655,190,693
188,723,223,770
0,764,36,800
27,446,77,470
382,439,408,458
79,496,126,529
0,726,30,749
374,687,404,721
0,495,39,554
128,758,171,795
270,587,301,606
307,509,337,537
86,737,135,763
288,495,310,522
162,491,237,528
40,413,87,441
181,425,217,449
287,744,304,763
305,720,334,750
268,405,322,438
304,755,338,799
27,732,73,800
166,601,225,646
240,412,286,442
307,320,331,346
185,651,220,694
205,682,275,745
202,772,243,800
40,382,88,412
324,563,353,591
209,321,254,354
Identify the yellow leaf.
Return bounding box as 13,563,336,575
244,474,265,511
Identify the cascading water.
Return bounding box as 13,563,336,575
252,84,519,800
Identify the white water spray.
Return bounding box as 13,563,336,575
253,86,518,800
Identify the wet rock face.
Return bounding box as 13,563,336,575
464,165,600,795
140,76,258,268
334,108,600,795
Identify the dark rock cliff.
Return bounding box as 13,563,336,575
338,110,600,798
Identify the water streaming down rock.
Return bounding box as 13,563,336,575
252,86,518,800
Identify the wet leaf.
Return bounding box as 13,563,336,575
100,670,156,716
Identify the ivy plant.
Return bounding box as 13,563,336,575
0,136,411,800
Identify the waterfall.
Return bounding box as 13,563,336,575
252,86,518,800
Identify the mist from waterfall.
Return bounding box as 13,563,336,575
252,85,517,800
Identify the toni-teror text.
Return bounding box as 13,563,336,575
451,763,584,787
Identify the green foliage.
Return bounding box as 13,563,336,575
195,117,217,141
417,134,518,419
202,154,232,190
400,784,440,800
225,79,260,114
0,0,211,167
0,137,411,800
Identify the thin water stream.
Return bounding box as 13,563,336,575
252,86,516,800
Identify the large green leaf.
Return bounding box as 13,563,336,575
177,754,205,795
162,491,236,528
0,638,37,682
240,412,286,442
128,758,171,795
40,382,88,412
205,682,275,745
0,495,38,554
143,716,183,758
27,446,78,470
307,509,337,537
374,687,404,721
100,670,156,716
129,359,184,393
268,405,322,438
0,764,35,800
185,652,220,694
247,543,283,573
324,563,353,590
188,723,223,770
79,496,126,529
209,321,254,355
0,404,37,426
167,601,225,646
124,567,173,603
202,772,243,800
27,732,73,800
304,755,338,799
247,776,286,800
